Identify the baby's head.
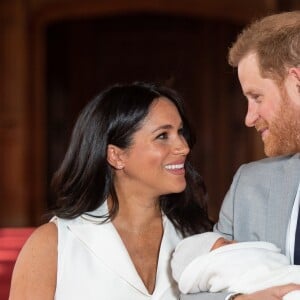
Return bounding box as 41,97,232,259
171,232,236,283
211,236,236,251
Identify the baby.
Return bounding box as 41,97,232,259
171,232,300,300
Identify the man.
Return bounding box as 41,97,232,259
181,11,300,300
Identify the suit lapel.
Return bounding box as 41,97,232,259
267,154,300,252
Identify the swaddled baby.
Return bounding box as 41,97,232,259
171,232,300,300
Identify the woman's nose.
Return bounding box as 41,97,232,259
174,137,190,155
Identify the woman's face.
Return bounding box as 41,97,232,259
115,97,190,198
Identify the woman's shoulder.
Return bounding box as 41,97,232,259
16,222,58,263
24,222,58,251
9,223,57,299
33,221,58,237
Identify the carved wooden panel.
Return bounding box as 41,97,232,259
46,15,258,221
0,1,32,226
2,0,292,225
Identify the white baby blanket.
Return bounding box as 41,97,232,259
175,241,300,300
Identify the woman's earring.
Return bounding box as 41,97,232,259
117,164,124,170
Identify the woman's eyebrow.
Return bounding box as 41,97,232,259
151,124,173,133
151,122,183,134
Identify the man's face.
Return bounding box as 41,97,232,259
237,52,300,157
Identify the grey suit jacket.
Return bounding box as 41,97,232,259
181,153,300,300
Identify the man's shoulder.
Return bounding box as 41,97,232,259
234,153,300,181
242,153,300,170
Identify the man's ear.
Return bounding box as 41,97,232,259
288,66,300,86
289,66,300,80
286,67,300,104
107,144,125,170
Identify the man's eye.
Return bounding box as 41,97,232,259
178,128,184,135
252,94,262,103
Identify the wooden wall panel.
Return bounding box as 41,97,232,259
0,0,31,225
2,0,292,226
27,0,278,24
45,16,258,221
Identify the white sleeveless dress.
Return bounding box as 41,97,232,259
52,202,182,299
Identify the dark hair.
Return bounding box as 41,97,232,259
51,82,212,236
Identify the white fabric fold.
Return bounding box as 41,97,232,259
173,240,300,300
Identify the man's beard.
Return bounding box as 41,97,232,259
257,94,300,157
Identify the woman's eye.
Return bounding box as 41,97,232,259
178,128,184,135
156,132,168,140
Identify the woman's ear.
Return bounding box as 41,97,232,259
107,144,125,170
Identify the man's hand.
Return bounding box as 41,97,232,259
235,284,300,300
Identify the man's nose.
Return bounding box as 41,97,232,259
245,102,259,127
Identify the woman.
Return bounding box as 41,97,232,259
9,82,212,299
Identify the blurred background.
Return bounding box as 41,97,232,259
1,0,300,227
